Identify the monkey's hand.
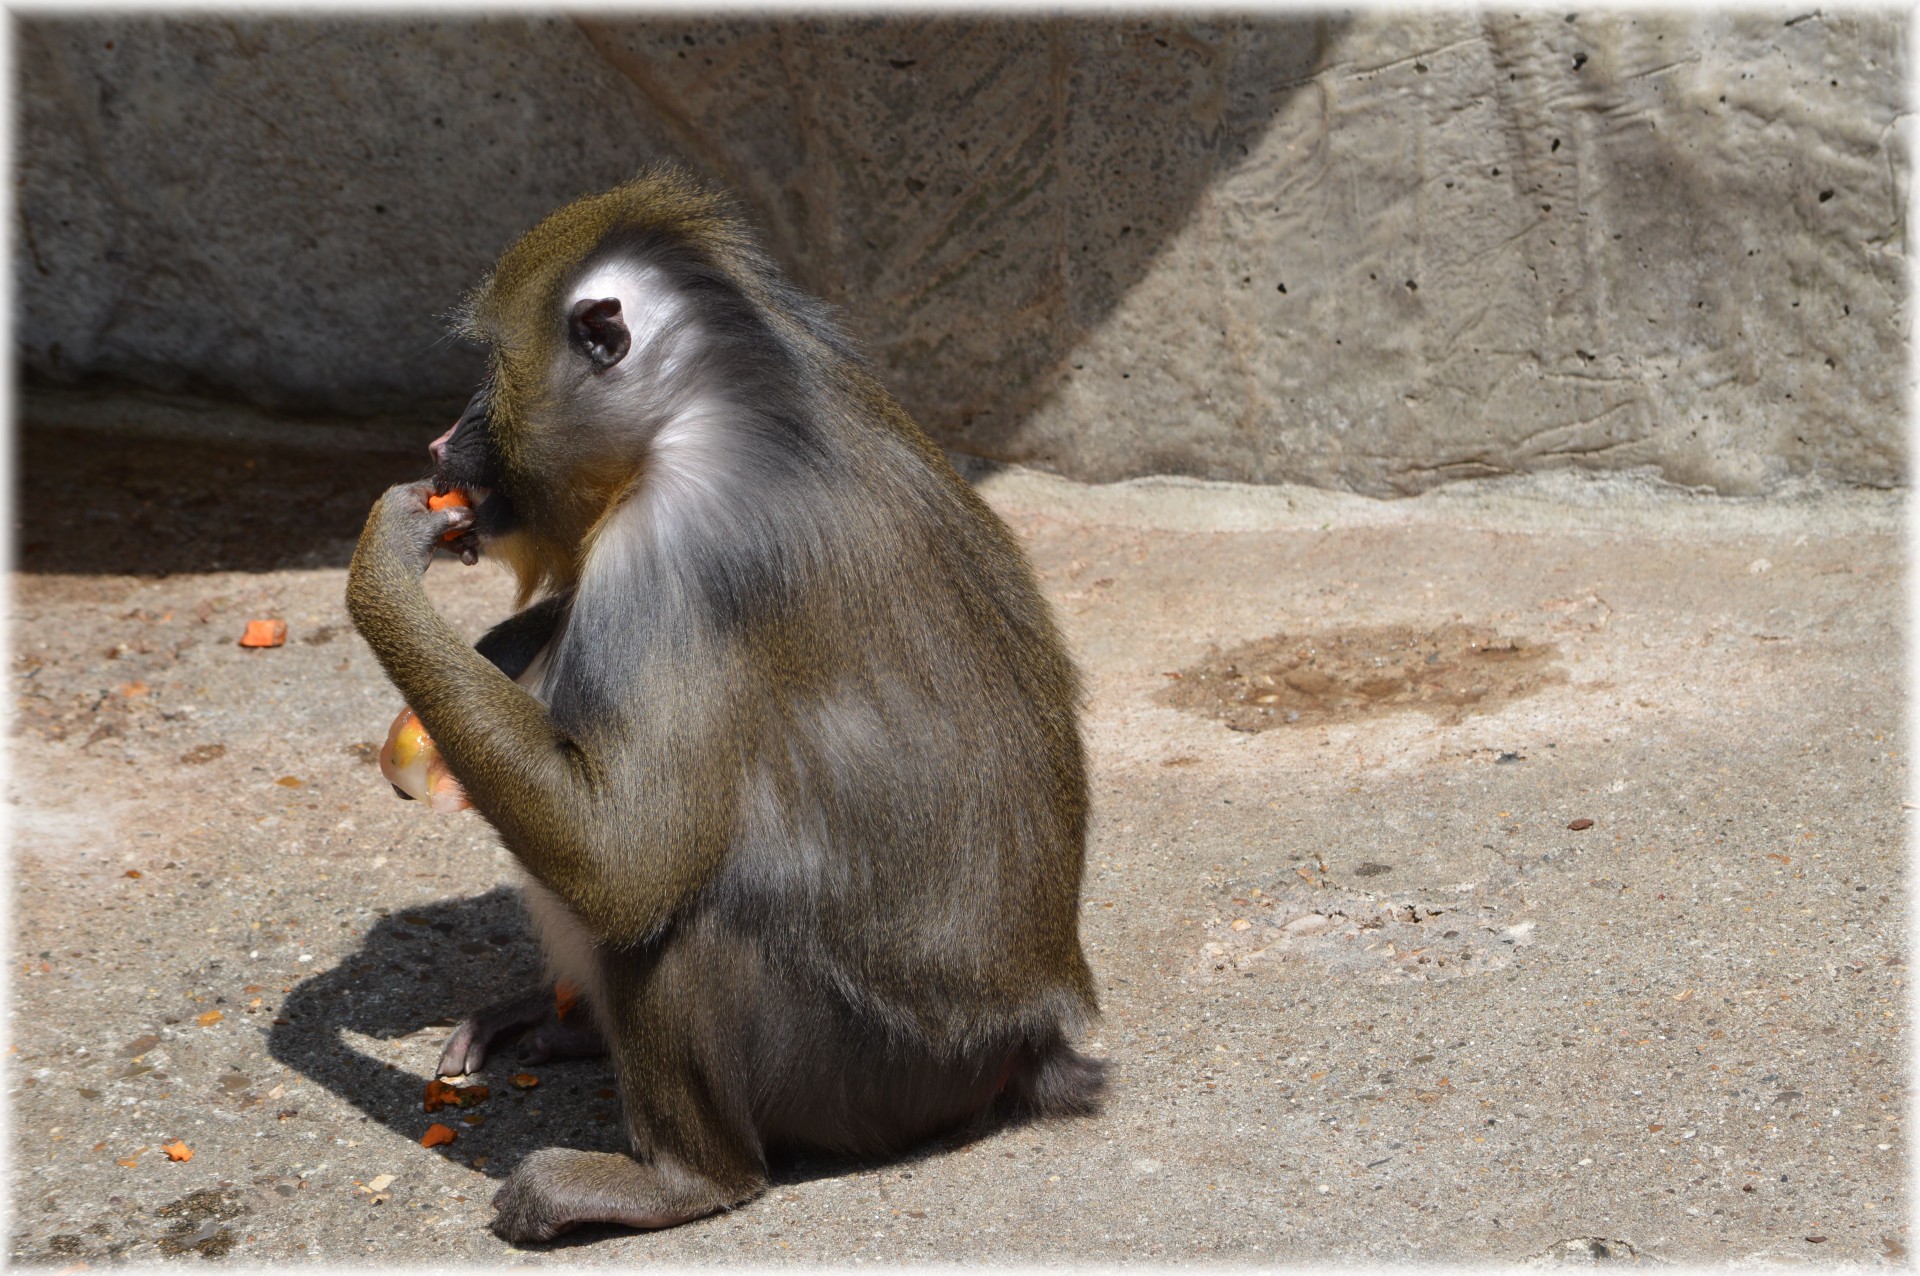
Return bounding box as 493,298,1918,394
353,480,476,580
428,488,483,566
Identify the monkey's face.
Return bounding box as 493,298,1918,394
432,169,752,600
434,247,711,598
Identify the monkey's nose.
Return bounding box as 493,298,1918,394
428,420,458,466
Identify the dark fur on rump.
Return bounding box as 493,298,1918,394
345,166,1101,1244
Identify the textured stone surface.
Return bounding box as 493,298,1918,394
1029,11,1912,494
14,13,1908,493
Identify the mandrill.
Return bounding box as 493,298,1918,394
345,166,1102,1243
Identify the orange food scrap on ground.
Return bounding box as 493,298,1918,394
423,1079,490,1112
116,1151,143,1168
510,1073,540,1089
421,1123,456,1149
124,870,142,879
238,619,287,648
196,1010,223,1028
119,681,150,698
162,1141,193,1162
554,980,580,1022
275,776,304,788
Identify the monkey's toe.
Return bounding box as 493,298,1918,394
435,1023,490,1080
437,988,556,1078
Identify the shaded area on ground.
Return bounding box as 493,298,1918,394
14,415,426,576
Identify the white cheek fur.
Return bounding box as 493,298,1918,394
568,263,688,385
563,256,743,572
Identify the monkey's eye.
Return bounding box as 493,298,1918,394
568,297,631,369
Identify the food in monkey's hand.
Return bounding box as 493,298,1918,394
379,706,471,812
428,488,473,546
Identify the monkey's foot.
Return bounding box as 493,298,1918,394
519,1017,607,1065
437,988,607,1078
490,1148,753,1243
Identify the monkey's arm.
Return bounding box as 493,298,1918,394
474,594,569,681
345,483,718,938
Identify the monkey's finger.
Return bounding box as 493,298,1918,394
434,506,476,536
440,527,482,565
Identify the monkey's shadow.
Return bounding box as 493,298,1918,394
266,887,977,1230
266,888,630,1183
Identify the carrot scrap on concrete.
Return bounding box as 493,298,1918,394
421,1123,456,1148
510,1073,540,1089
162,1141,193,1162
423,1078,490,1112
196,1010,222,1027
238,619,287,648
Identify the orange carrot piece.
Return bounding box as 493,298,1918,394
238,619,286,648
429,488,472,543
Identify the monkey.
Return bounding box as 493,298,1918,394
345,166,1103,1244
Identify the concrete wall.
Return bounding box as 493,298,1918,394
14,12,1909,495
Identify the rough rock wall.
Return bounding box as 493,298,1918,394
14,12,1908,494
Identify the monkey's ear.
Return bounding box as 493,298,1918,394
567,297,631,369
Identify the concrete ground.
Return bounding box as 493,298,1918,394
7,393,1908,1266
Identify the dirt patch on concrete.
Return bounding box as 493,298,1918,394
1157,622,1566,731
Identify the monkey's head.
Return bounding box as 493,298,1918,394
429,167,791,603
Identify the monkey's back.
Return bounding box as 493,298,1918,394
707,393,1096,1048
484,178,1099,1052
